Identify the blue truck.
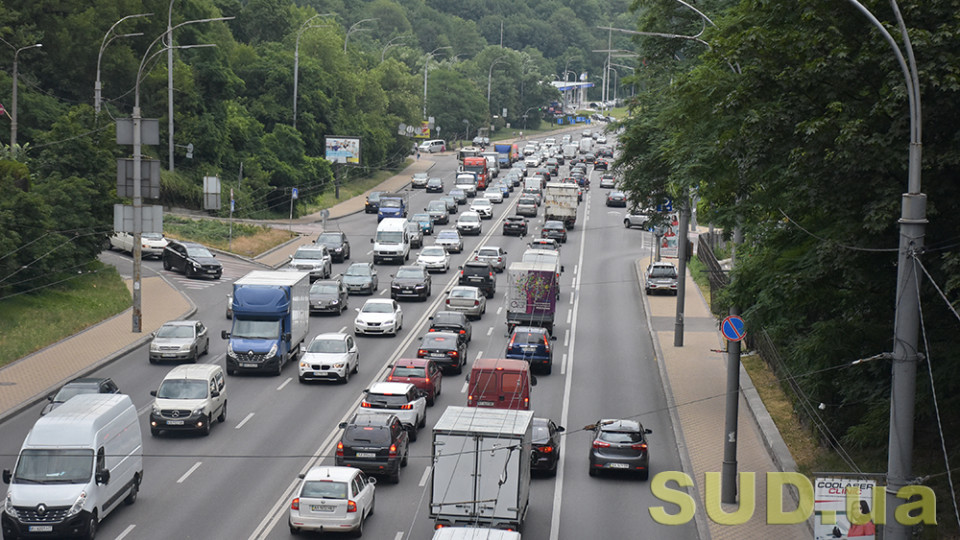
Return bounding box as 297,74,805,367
222,270,310,376
377,195,407,222
494,143,513,168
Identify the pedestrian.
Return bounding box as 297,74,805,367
416,149,421,160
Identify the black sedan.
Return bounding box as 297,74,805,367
316,231,351,262
532,418,565,476
364,191,384,213
390,265,432,301
541,220,567,243
417,331,466,374
588,419,652,479
594,158,609,170
428,311,472,344
606,190,628,207
503,216,529,236
309,278,349,314
41,377,120,416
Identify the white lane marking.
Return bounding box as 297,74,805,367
339,326,347,333
574,264,579,275
366,250,373,255
561,353,569,375
566,309,572,324
418,466,432,487
496,306,502,315
475,350,483,359
236,412,255,430
460,381,469,393
564,329,570,346
177,462,202,484
114,524,136,540
486,327,493,336
277,377,292,391
394,533,404,540
380,288,388,295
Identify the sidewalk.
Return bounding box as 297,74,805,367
639,244,809,540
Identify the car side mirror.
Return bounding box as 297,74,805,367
370,238,374,243
95,470,110,485
557,426,566,433
464,374,470,382
288,255,293,260
2,470,11,484
150,390,157,397
47,395,55,402
550,336,557,341
221,330,230,340
560,265,565,273
284,332,292,342
338,422,348,429
355,308,361,313
298,473,305,480
211,389,220,398
645,428,653,434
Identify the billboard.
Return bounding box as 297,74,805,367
413,121,431,139
813,476,877,539
325,136,361,165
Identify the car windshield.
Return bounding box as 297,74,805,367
396,267,423,278
392,366,426,378
311,283,338,295
650,266,678,278
13,449,93,485
368,192,382,202
364,393,411,408
343,426,391,446
477,248,498,257
449,288,477,298
156,379,208,400
428,201,446,210
317,233,341,245
294,249,324,260
301,480,348,499
473,200,491,207
308,338,347,354
421,247,445,257
544,221,563,229
512,331,545,345
422,335,453,348
599,430,644,444
518,198,536,205
231,319,281,339
184,245,213,258
156,325,194,339
376,231,403,244
450,190,464,196
437,231,458,240
460,215,479,223
346,265,371,277
456,176,477,185
381,199,401,208
362,302,393,314
412,213,431,222
143,233,164,240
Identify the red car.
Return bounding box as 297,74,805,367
386,358,443,406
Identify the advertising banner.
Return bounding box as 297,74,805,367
660,214,680,258
413,121,431,139
325,136,361,165
813,477,877,539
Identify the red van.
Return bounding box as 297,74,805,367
466,358,536,410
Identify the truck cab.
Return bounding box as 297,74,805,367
461,157,489,190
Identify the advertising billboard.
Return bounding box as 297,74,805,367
325,136,361,164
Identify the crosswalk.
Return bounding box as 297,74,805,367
163,257,259,290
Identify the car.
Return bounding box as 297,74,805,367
426,177,444,193
541,220,568,243
646,261,679,295
469,198,494,219
343,262,378,295
582,129,592,138
288,466,376,536
456,211,482,236
524,155,540,169
417,331,467,374
528,238,560,252
428,311,472,344
474,246,507,272
594,158,609,170
444,285,487,320
521,249,563,276
606,190,628,207
458,261,496,298
473,135,490,147
515,196,538,217
410,212,435,235
449,188,468,205
582,153,596,165
149,363,226,437
309,277,349,314
624,210,651,229
492,180,511,196
41,377,120,416
108,231,168,258
599,173,617,189
390,265,432,301
354,298,403,336
435,229,464,253
149,320,210,363
162,240,222,279
598,146,614,158
406,221,424,249
482,188,504,204
387,359,443,406
570,163,587,177
504,172,522,188
364,191,384,213
597,134,607,144
440,195,458,214
411,172,429,188
531,417,565,476
425,199,450,225
454,173,479,197
377,196,407,221
544,158,559,176
502,216,528,236
316,231,351,262
286,245,332,281
336,414,409,483
505,326,555,374
299,332,360,383
588,419,652,479
417,245,451,273
360,382,427,440
419,139,446,153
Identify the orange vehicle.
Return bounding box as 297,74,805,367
461,156,489,190
466,358,536,410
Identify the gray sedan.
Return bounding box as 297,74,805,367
149,320,210,363
443,286,487,320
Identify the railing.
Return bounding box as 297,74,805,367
696,232,728,316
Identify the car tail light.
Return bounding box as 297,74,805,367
360,401,372,408
425,376,431,383
489,272,494,278
291,498,300,510
523,396,529,408
445,299,451,305
593,440,611,449
387,375,394,381
459,329,465,335
336,441,344,457
632,442,648,451
429,328,436,332
473,300,479,306
418,349,427,356
508,334,516,348
449,351,458,357
540,446,553,454
400,403,414,410
474,256,479,261
389,444,398,457
497,257,502,262
347,500,357,513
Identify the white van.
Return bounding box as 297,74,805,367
419,139,446,153
2,394,143,539
432,527,521,540
371,218,410,264
149,363,227,437
482,152,500,178
579,137,593,154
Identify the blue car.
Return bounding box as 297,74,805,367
409,213,434,235
505,326,555,374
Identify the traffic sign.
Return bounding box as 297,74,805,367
291,187,298,200
721,315,746,342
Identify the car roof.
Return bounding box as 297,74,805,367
651,261,676,268
303,466,359,483
346,413,397,427
63,377,111,387
363,298,394,306
161,320,199,327
513,326,548,335
163,363,220,379
598,418,643,432
449,285,481,294
311,332,349,342
463,260,492,268
432,311,467,322
392,357,432,367
424,331,460,340
368,381,415,394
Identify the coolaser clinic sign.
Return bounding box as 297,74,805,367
814,477,876,539
325,136,361,165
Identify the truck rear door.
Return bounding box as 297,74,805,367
477,436,521,521
432,434,478,518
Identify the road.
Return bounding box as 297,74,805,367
0,134,698,540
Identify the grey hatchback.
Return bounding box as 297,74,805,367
588,419,652,479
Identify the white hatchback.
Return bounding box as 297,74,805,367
299,333,359,383
288,466,376,536
482,188,504,204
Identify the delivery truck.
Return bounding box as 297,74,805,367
430,406,533,532
542,182,579,229
505,261,559,334
223,270,310,376
494,144,513,168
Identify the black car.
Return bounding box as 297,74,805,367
503,216,529,236
364,191,384,214
532,418,565,476
417,332,467,374
594,158,609,170
588,419,652,479
449,189,468,205
316,231,351,262
541,220,568,243
582,153,596,165
309,277,349,314
429,312,472,346
391,265,432,301
598,146,614,158
41,377,120,416
458,261,496,298
426,177,444,193
505,326,555,374
336,413,409,483
440,195,458,214
162,240,222,279
606,190,628,207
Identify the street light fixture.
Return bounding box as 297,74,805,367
293,13,335,129
344,18,378,52
5,42,42,149
380,35,409,63
462,118,470,145
423,46,451,120
96,13,151,115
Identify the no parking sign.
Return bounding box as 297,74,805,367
721,315,746,342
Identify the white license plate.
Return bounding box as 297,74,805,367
404,289,413,293
29,526,53,533
356,452,376,458
478,400,495,406
162,353,177,358
167,420,185,425
310,504,335,512
241,363,258,368
608,463,629,469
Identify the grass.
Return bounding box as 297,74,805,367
164,214,296,258
0,262,131,368
305,160,412,213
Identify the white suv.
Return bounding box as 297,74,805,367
359,382,427,440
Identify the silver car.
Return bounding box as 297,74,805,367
645,261,679,295
473,246,507,272
149,320,210,363
443,286,487,320
287,245,332,281
411,172,429,188
435,229,464,253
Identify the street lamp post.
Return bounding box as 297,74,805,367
96,14,150,115
487,55,509,114
7,42,42,149
166,0,176,172
381,35,408,63
344,18,378,53
423,46,451,120
462,119,470,146
293,13,334,130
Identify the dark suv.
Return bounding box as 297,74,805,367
336,413,409,483
316,231,351,262
458,261,496,298
505,326,556,374
162,240,222,279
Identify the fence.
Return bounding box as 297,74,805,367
696,232,728,317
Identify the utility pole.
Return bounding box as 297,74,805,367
721,224,743,503
673,198,690,347
166,0,176,172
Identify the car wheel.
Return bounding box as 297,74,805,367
345,247,351,260
342,368,350,384
203,340,209,356
401,448,409,467
639,468,649,481
589,467,597,477
427,391,435,407
124,475,140,505
150,428,161,437
218,401,227,423
409,427,418,442
274,360,283,377
419,411,427,428
298,374,306,383
290,523,301,536
200,415,211,436
542,363,552,375
191,348,199,363
162,258,171,270
454,362,463,375
85,514,98,540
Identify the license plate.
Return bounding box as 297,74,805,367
310,504,335,512
608,463,629,469
208,269,218,274
167,420,184,425
356,452,376,458
478,400,495,406
29,526,53,533
469,277,482,282
162,353,177,358
240,363,258,368
404,289,413,293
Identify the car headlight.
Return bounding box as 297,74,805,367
5,493,18,518
150,341,159,352
191,261,201,268
152,405,160,415
415,284,426,289
66,491,87,518
180,343,192,352
333,363,345,369
193,408,205,417
227,341,234,355
268,343,278,358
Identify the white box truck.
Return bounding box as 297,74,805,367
542,182,579,229
2,394,143,539
430,406,533,531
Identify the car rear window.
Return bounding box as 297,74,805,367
599,430,643,444
363,394,410,408
650,266,677,278
477,248,498,257
462,265,490,277
422,335,453,348
343,426,391,446
512,332,545,345
532,425,550,444
392,366,426,378
301,480,348,499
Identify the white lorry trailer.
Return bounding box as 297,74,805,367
542,182,579,229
